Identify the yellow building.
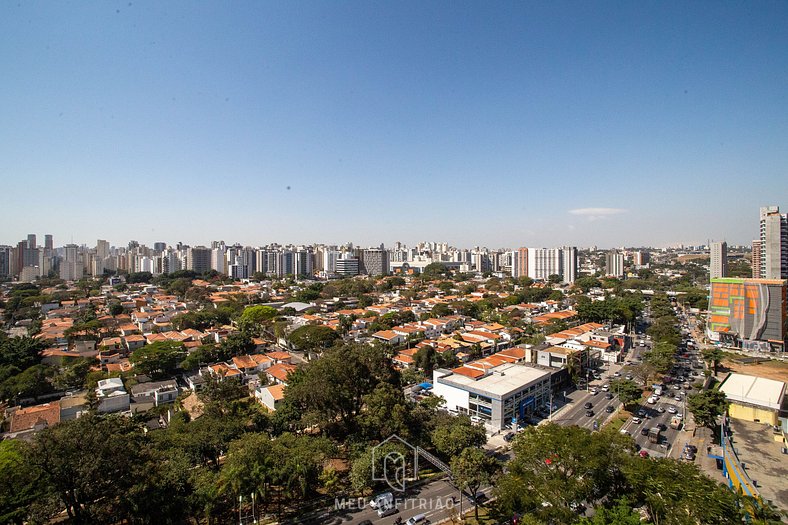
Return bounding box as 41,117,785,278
719,373,786,427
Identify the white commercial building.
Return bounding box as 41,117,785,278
433,364,552,431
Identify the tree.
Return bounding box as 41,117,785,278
430,415,487,460
413,345,438,374
108,302,124,317
219,332,255,358
495,424,633,523
610,379,643,410
0,440,44,524
622,456,740,524
702,347,725,375
288,325,339,354
359,382,411,441
52,357,93,391
29,415,154,524
0,364,53,402
129,341,186,378
687,389,728,429
238,305,278,333
218,432,273,504
422,262,450,279
451,447,499,521
431,303,453,317
643,341,676,375
578,498,644,525
280,343,399,437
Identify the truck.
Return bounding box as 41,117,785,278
670,415,682,430
648,427,661,444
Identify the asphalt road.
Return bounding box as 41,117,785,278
295,478,493,525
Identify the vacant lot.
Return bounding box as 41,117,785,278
723,358,788,383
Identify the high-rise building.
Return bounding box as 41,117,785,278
211,247,227,275
153,242,167,253
561,246,578,284
322,249,341,276
44,234,53,252
186,246,212,274
605,251,625,278
759,206,788,279
96,239,110,260
26,234,36,249
708,278,786,352
633,251,650,267
710,241,729,280
59,244,84,281
751,240,762,279
510,247,529,279
336,256,359,276
0,245,12,279
294,249,314,277
359,248,390,276
527,248,562,281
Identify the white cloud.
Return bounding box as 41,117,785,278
568,207,628,221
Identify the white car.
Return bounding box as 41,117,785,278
647,397,656,404
667,406,677,414
632,416,642,424
370,492,394,509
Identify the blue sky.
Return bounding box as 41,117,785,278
2,1,787,249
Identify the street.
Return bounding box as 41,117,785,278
292,477,493,525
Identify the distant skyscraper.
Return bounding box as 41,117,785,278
59,244,83,281
605,251,625,278
44,234,53,252
510,247,529,279
186,246,212,274
153,242,167,253
527,248,561,281
633,250,650,267
0,245,12,279
26,234,36,249
759,206,788,279
96,239,110,260
359,248,390,276
561,246,578,284
710,241,729,280
751,240,762,279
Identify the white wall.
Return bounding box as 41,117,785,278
433,371,470,413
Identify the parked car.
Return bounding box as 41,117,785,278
632,416,642,424
503,432,515,442
667,406,677,414
640,427,650,436
586,410,594,417
605,405,615,413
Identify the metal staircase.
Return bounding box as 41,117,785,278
415,446,453,479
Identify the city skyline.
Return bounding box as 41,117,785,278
2,2,788,247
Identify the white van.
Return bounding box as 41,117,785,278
369,492,393,509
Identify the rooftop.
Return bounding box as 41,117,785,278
439,363,550,397
719,373,786,410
